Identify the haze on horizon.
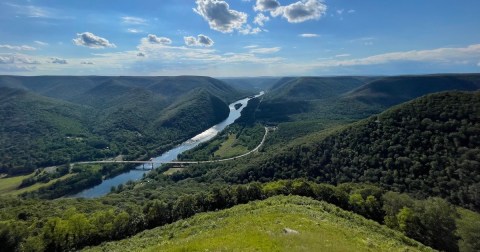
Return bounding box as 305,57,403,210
0,0,479,77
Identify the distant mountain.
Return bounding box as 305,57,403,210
266,76,368,101
254,76,377,123
219,77,280,92
0,87,93,174
0,76,243,175
155,89,230,131
229,91,480,211
345,74,480,106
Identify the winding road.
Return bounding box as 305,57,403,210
73,126,271,167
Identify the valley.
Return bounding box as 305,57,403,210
0,74,479,252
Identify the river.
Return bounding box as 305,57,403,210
72,91,264,198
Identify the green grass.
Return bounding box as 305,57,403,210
457,208,480,252
84,195,432,252
10,174,76,196
0,173,33,194
0,173,76,196
163,168,186,175
214,133,249,158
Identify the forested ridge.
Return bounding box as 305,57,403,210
0,76,244,175
219,91,480,210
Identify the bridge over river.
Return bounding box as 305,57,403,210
72,126,273,170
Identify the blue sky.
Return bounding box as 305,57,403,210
0,0,479,76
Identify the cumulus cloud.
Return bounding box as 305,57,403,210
193,0,247,33
239,25,262,35
273,0,327,23
122,16,147,25
81,61,94,65
50,57,67,64
249,47,281,54
0,44,36,51
73,32,116,49
184,34,214,47
142,34,172,45
254,13,270,26
299,33,319,38
254,0,280,12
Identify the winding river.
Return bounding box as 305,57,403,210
72,91,264,198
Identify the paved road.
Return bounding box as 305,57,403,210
73,127,270,167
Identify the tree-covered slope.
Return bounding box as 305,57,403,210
267,76,368,101
254,74,480,124
155,89,230,132
210,91,480,210
0,76,243,175
83,195,431,252
220,77,279,92
0,87,95,174
345,74,480,106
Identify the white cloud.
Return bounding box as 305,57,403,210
0,44,36,51
50,57,67,64
335,54,350,57
239,25,262,35
273,0,327,23
299,33,319,38
336,9,344,15
0,54,40,64
254,0,280,12
127,28,142,33
477,62,480,67
5,3,73,19
194,0,248,33
34,41,48,46
244,45,259,49
309,44,480,68
73,32,116,49
142,34,172,45
348,9,355,14
122,16,147,25
254,13,270,26
249,47,281,54
184,34,214,47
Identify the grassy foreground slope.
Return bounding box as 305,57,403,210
84,195,431,252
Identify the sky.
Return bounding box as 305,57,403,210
0,0,479,77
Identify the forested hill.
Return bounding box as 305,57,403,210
253,74,480,124
0,75,242,104
345,74,480,106
226,91,480,210
0,76,243,175
266,76,369,101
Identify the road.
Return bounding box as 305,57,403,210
73,127,270,167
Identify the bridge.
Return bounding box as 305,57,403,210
72,126,272,170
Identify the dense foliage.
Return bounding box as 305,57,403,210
0,76,244,175
85,195,431,252
226,91,480,211
0,180,466,251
